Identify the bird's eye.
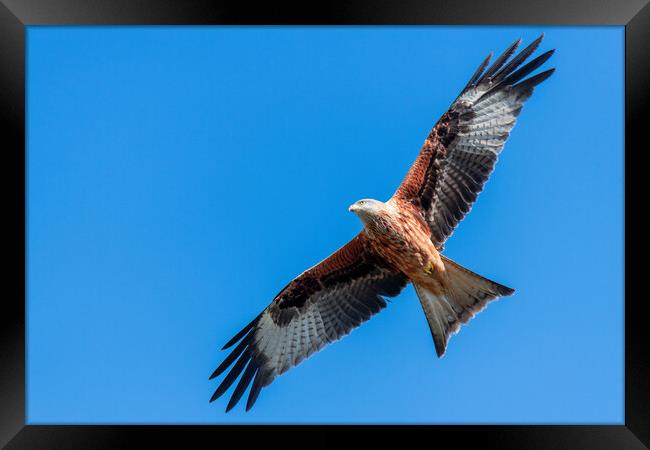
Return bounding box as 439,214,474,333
359,200,365,205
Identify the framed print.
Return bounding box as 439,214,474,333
1,0,647,448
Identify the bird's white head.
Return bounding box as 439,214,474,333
348,198,387,225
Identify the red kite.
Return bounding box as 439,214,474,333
210,35,554,412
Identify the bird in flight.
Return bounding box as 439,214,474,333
210,35,554,412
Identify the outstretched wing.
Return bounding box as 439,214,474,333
209,233,408,412
394,35,555,249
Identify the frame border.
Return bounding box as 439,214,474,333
1,1,646,448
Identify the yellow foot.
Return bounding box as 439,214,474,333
423,261,436,276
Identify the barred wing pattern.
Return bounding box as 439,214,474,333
209,234,408,411
394,35,555,249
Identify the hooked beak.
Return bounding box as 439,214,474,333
348,203,358,213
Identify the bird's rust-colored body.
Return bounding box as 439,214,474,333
210,35,554,412
364,199,446,293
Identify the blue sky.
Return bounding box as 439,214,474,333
26,26,623,424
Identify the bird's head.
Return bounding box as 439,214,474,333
348,198,386,224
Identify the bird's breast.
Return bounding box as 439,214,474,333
365,207,439,278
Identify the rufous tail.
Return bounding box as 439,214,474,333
414,255,514,357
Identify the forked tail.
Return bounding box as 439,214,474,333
414,255,514,357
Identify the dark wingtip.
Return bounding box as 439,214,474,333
521,67,556,89
460,51,493,95
510,37,523,53
525,33,544,52
507,37,523,57
489,34,550,87
529,33,545,49
220,359,258,412
502,49,555,89
209,346,253,408
208,362,226,380
210,331,253,380
221,314,260,350
209,389,223,403
480,38,523,83
245,371,265,411
221,330,247,350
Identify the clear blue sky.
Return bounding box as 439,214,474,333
26,26,623,424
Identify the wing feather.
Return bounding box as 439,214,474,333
394,35,555,249
209,233,408,411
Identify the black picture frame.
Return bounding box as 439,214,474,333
1,1,646,448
